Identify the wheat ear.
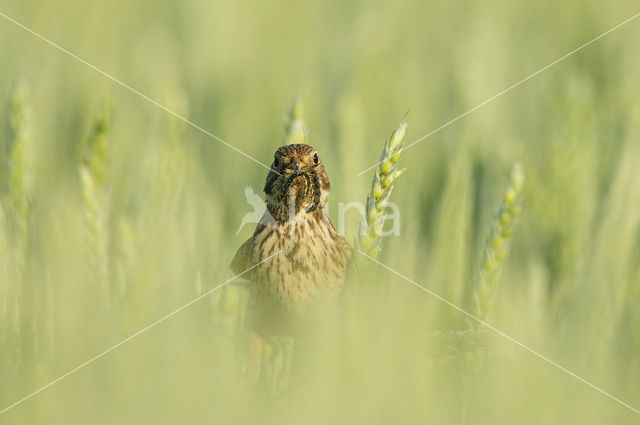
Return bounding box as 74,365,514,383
471,163,524,325
283,96,307,145
80,104,112,302
356,118,407,262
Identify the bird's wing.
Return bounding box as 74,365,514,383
230,235,255,275
339,234,353,262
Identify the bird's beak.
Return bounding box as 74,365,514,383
291,159,301,172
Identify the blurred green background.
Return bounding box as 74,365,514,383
1,0,640,423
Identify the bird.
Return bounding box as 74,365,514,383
230,143,352,377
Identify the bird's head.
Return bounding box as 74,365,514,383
264,144,330,220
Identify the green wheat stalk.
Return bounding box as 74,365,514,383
113,217,135,300
283,96,307,145
0,207,8,340
3,83,33,362
7,84,31,277
80,104,112,302
428,329,490,356
453,164,524,424
471,162,524,326
356,118,407,263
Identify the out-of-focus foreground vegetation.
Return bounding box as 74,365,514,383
1,0,640,423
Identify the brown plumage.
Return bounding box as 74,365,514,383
231,144,352,337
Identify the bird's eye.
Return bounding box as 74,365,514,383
313,153,319,165
273,155,279,168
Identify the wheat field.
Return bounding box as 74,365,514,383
1,0,640,423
